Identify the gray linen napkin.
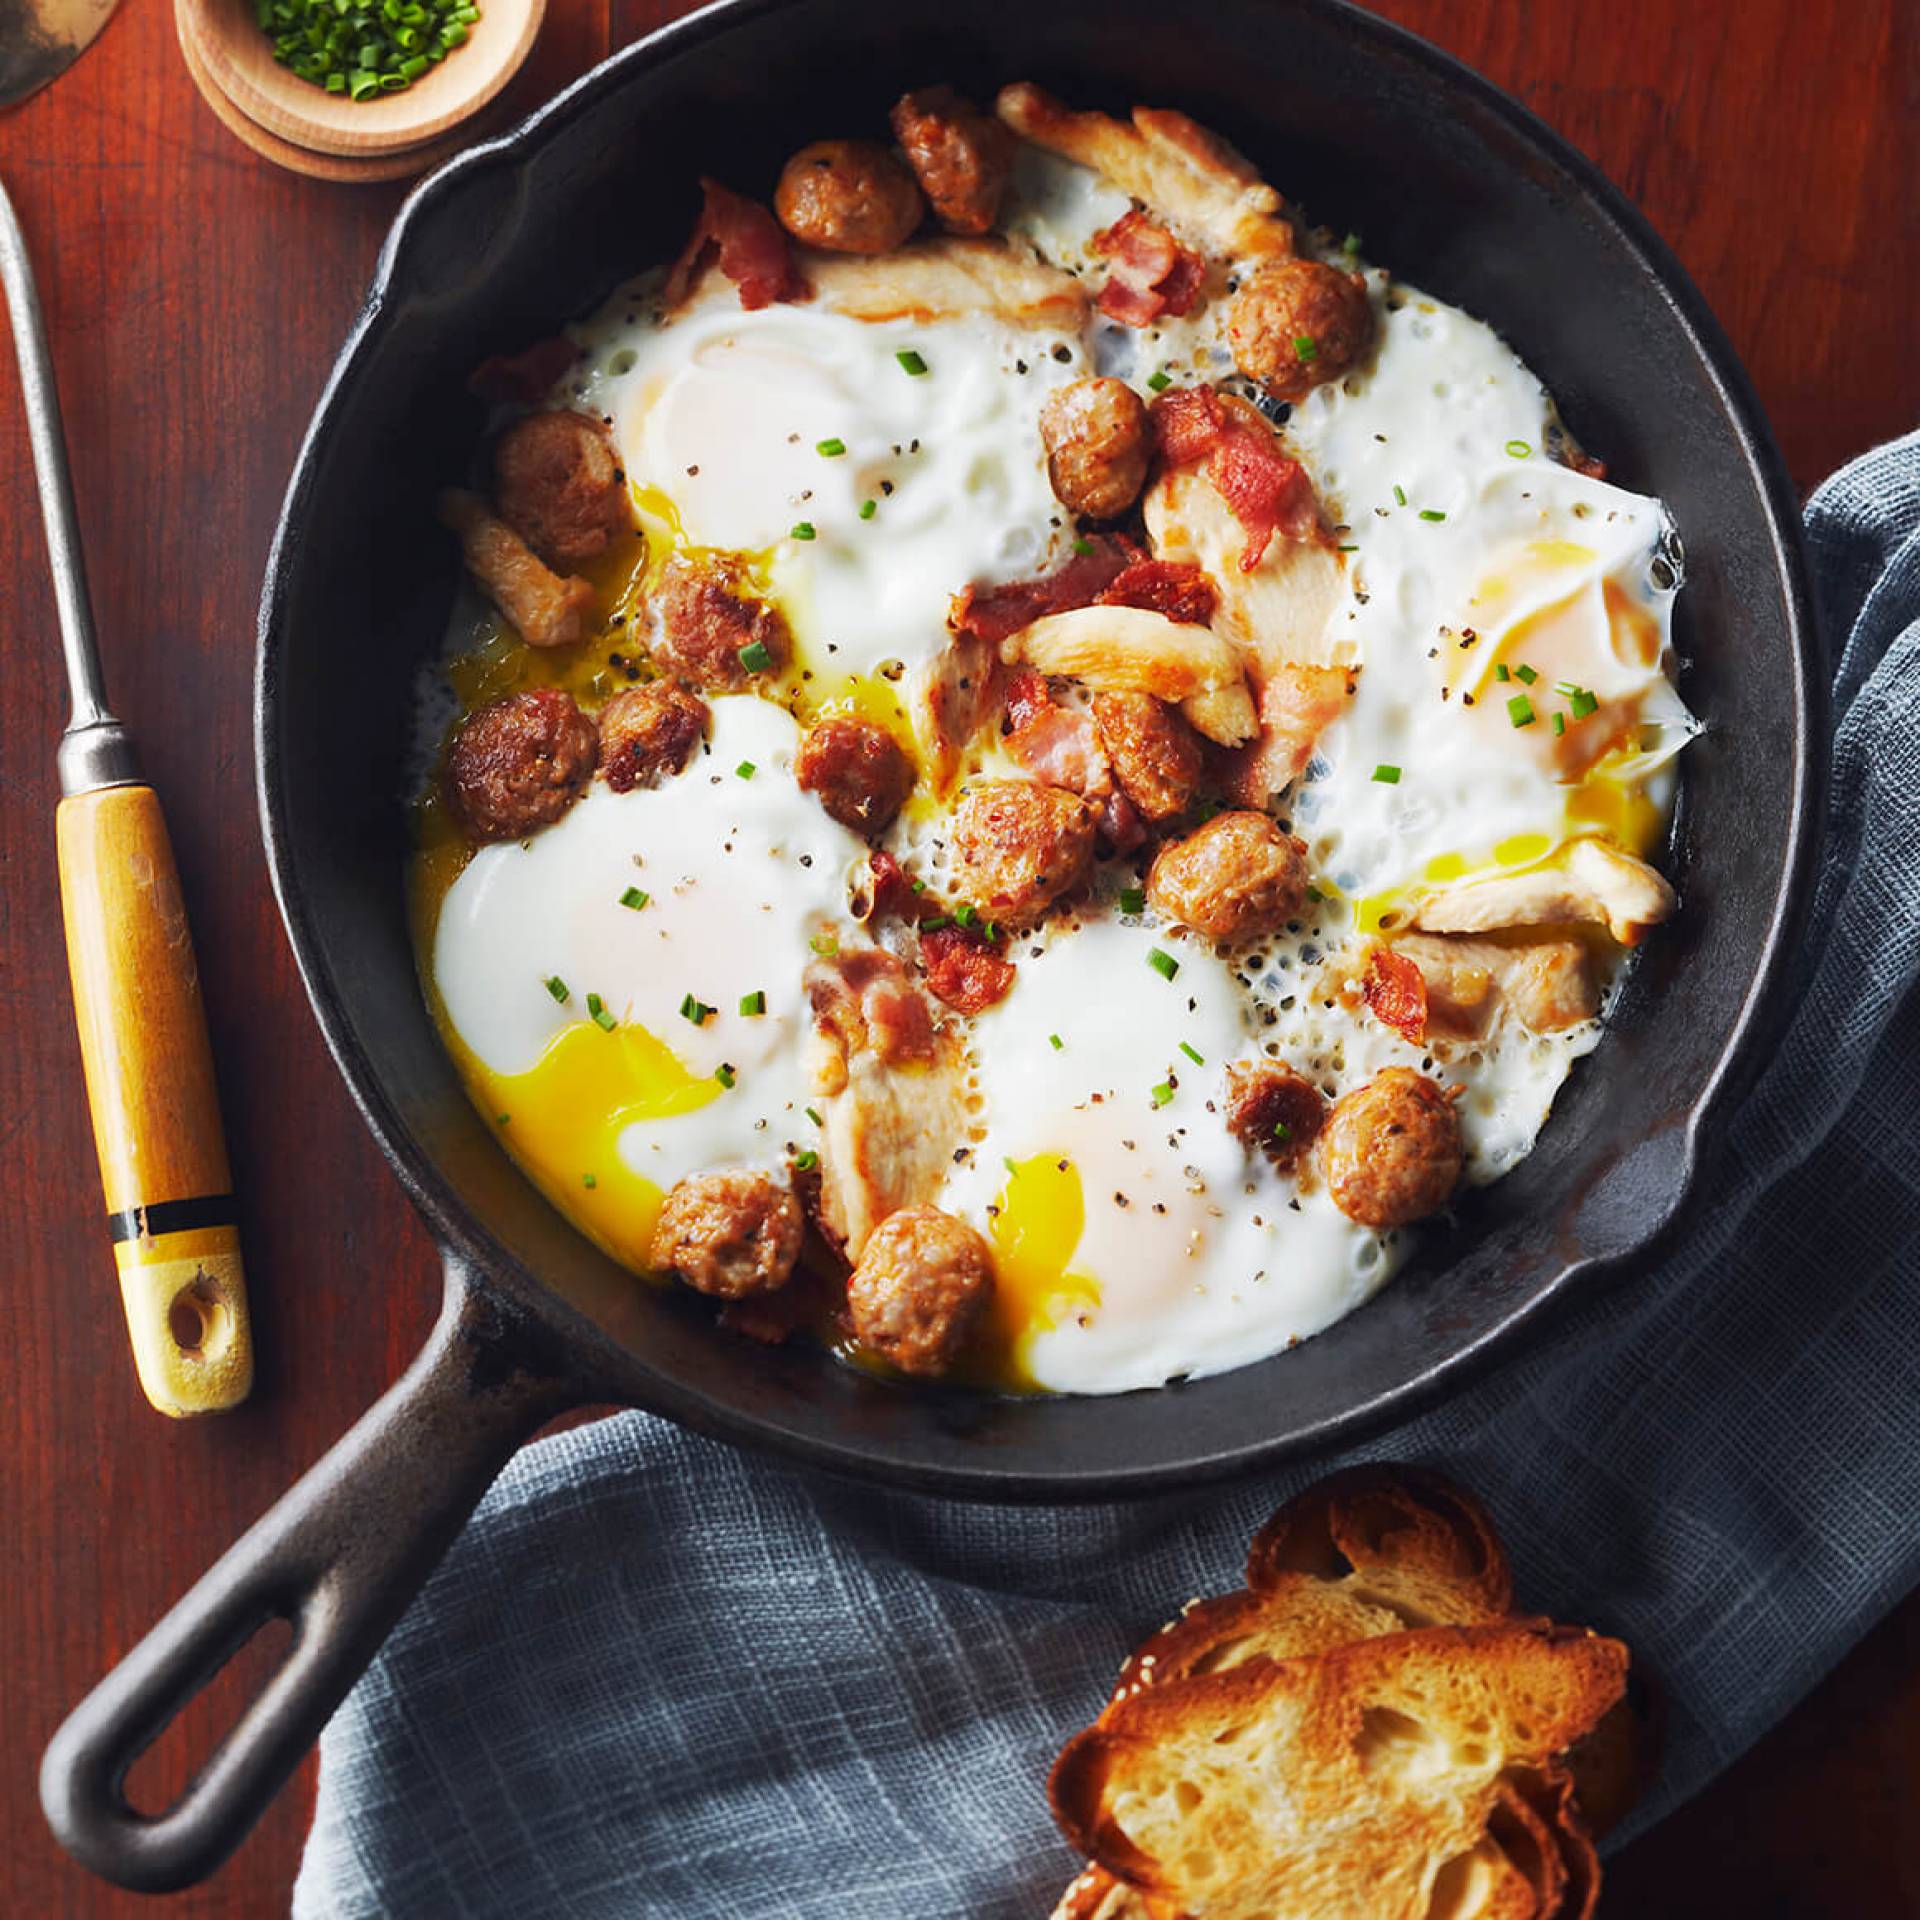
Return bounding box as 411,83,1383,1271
296,432,1920,1919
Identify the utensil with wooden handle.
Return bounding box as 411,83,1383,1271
0,177,252,1417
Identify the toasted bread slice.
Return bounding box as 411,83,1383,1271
1052,1622,1627,1920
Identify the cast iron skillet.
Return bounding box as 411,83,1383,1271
42,0,1822,1892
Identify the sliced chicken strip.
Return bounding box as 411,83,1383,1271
805,949,967,1260
996,84,1295,263
802,235,1088,329
1389,934,1600,1039
1414,840,1677,949
915,629,997,786
438,489,595,650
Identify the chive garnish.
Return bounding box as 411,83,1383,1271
1514,664,1539,686
815,437,847,458
679,993,713,1025
952,902,978,929
1179,1041,1205,1066
1494,664,1511,682
544,975,570,1003
583,1172,598,1189
619,886,649,911
1150,1080,1175,1108
811,933,838,958
789,522,816,542
1507,694,1536,728
1392,484,1407,507
1506,439,1532,459
1146,947,1179,982
739,990,766,1016
1338,543,1360,552
1372,764,1402,784
1147,369,1172,392
859,499,877,520
805,1106,823,1126
1341,232,1362,254
794,1148,819,1172
1048,1033,1064,1051
1119,886,1146,916
738,639,773,673
919,915,951,932
587,993,617,1032
1293,335,1319,363
1551,711,1567,736
1419,509,1447,522
736,759,756,779
895,349,928,376
714,1063,736,1088
1273,1120,1292,1142
1072,536,1094,557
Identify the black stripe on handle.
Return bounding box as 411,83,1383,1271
106,1195,238,1244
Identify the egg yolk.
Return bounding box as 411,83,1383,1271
982,1153,1102,1379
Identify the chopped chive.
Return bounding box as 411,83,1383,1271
738,639,773,672
1505,439,1533,459
619,886,649,911
952,901,978,929
1551,711,1567,736
1514,664,1539,686
1338,543,1360,552
1147,369,1172,392
1179,1041,1205,1066
1341,231,1362,254
1305,884,1324,904
794,1148,819,1172
810,933,838,958
714,1063,736,1089
583,1172,598,1189
858,499,877,521
1569,687,1599,719
735,759,756,779
1507,693,1537,728
1392,484,1407,507
1072,536,1094,557
805,1106,823,1126
1150,1080,1175,1108
1119,886,1147,916
919,915,951,933
495,1112,510,1125
789,521,816,541
1146,947,1179,982
1272,1119,1292,1142
1049,1033,1064,1051
1419,509,1447,522
815,437,847,458
1372,763,1402,784
1493,663,1511,682
1003,1155,1019,1176
1292,335,1319,363
679,993,713,1025
591,1005,617,1032
895,348,928,376
544,975,570,1003
739,990,766,1016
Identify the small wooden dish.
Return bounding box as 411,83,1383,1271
178,0,542,160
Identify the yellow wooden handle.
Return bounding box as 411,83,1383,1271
56,785,253,1417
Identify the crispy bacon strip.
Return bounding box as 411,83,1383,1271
949,535,1138,645
1090,210,1206,327
467,335,580,407
665,177,810,312
1097,557,1217,626
1150,388,1318,572
1002,667,1054,732
865,849,924,921
920,925,1017,1014
1363,946,1429,1044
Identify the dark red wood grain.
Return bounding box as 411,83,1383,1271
0,1,1912,1910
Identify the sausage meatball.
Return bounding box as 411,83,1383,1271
1320,1068,1463,1230
1093,692,1204,822
1038,377,1151,521
651,552,790,690
1147,810,1309,941
794,716,916,836
846,1205,994,1378
444,687,597,844
491,410,633,568
950,779,1098,928
1225,258,1376,402
1224,1060,1326,1173
888,85,1014,235
597,679,709,792
774,140,924,255
648,1170,804,1299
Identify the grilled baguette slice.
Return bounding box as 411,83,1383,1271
1051,1622,1627,1920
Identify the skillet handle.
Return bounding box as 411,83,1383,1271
40,1255,583,1893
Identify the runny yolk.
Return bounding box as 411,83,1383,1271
983,1153,1102,1380
462,1020,722,1274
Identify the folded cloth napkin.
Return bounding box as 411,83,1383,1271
297,434,1920,1920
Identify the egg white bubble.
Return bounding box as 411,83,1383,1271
433,698,869,1186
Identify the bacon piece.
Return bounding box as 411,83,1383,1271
949,535,1137,645
809,946,939,1068
920,925,1017,1014
467,335,580,407
665,177,810,312
1363,946,1429,1045
1097,557,1217,626
866,849,924,922
1002,667,1055,733
1222,663,1355,807
1149,388,1319,571
1090,210,1207,328
1007,703,1111,794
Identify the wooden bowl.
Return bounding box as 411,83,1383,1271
178,0,542,160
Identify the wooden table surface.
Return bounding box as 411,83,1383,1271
0,0,1912,1910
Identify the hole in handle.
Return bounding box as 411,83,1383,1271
165,1272,236,1367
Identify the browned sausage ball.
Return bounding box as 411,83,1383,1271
888,85,1014,235
597,679,709,792
774,140,924,255
1225,259,1376,403
1224,1060,1326,1173
651,553,790,690
794,716,916,836
1319,1067,1463,1230
1092,692,1204,822
950,779,1098,928
491,411,633,568
1038,377,1151,521
846,1205,994,1377
444,688,597,844
1147,810,1309,941
648,1170,804,1299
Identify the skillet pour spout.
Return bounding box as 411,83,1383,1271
41,0,1823,1890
